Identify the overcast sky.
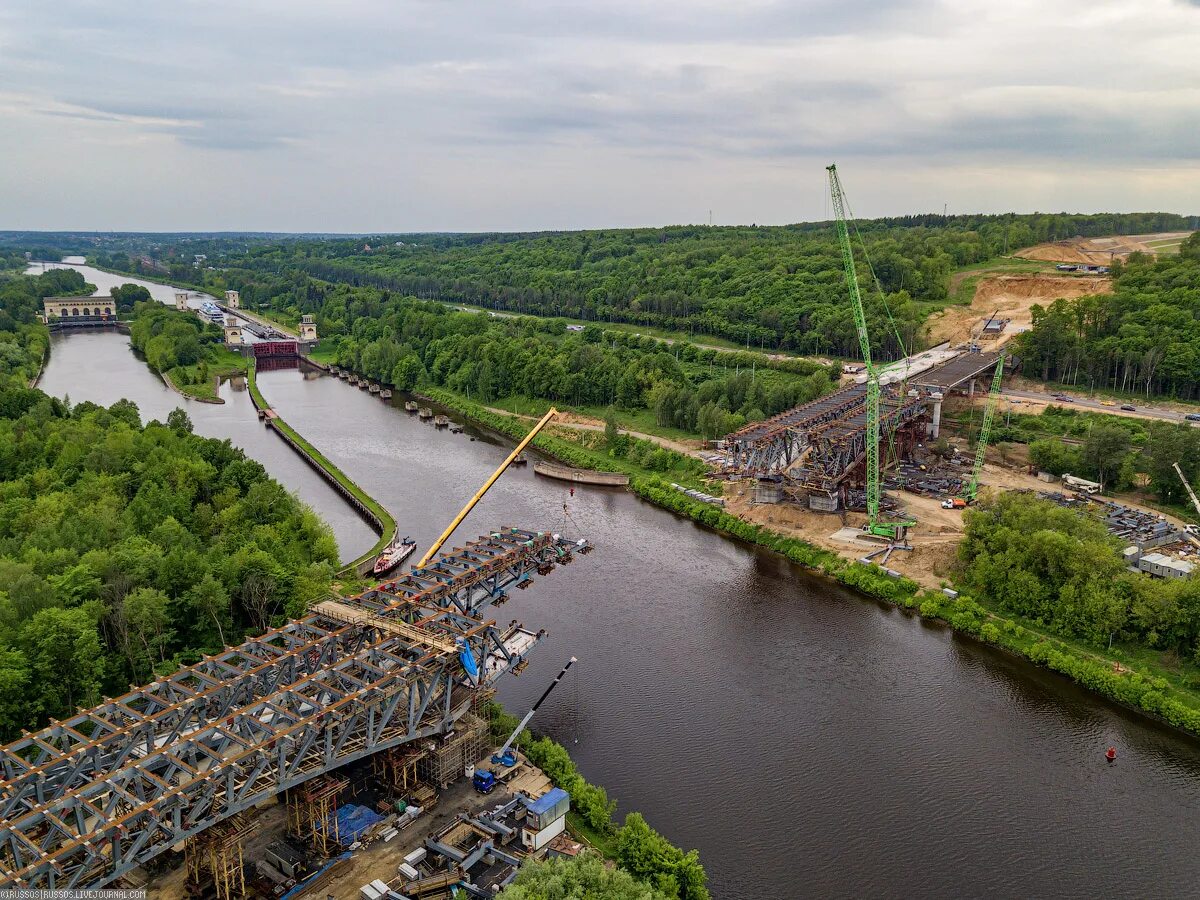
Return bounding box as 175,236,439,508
2,0,1198,232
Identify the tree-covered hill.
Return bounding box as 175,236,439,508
1015,233,1200,399
0,383,337,740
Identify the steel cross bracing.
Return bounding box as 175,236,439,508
724,384,868,476
797,396,925,490
0,528,588,890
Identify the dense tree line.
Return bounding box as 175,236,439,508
0,268,98,380
0,382,336,740
100,212,1190,360
961,493,1200,655
317,292,833,438
127,301,231,390
1015,234,1200,399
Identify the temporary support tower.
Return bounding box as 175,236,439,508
286,773,348,857
827,163,914,540
184,813,259,900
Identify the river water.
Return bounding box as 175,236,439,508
35,264,1200,898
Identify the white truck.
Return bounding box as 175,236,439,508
1062,473,1102,495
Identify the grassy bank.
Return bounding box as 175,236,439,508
417,386,710,489
247,365,396,575
430,385,1200,740
163,348,249,402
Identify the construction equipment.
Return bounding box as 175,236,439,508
1173,462,1200,528
416,407,558,568
961,352,1005,503
827,163,914,541
474,656,577,793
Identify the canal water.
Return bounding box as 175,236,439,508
35,264,1200,898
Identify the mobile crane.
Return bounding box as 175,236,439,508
827,164,914,542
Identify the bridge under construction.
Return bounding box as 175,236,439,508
723,348,1007,509
0,527,589,892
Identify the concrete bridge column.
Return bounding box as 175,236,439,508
929,392,944,438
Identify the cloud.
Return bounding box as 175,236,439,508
0,0,1197,229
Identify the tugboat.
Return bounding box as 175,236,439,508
373,534,417,577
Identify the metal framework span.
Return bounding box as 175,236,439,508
0,528,589,890
724,384,867,476
797,394,926,491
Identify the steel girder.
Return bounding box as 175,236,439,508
0,528,588,890
800,398,925,490
723,385,868,476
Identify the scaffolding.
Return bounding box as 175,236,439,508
184,813,259,900
418,713,490,789
286,773,349,857
372,745,428,794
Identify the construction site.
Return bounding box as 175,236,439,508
0,526,595,900
703,166,1014,581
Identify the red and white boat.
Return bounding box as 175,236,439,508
373,535,417,577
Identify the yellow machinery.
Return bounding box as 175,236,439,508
415,407,559,568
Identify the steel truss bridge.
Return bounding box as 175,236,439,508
0,527,589,890
723,350,1006,488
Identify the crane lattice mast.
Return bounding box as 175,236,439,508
827,164,882,526
964,353,1005,502
827,164,914,540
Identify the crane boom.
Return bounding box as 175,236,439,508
1173,462,1200,519
828,164,913,540
416,406,558,568
965,354,1005,502
827,164,880,526
492,656,577,764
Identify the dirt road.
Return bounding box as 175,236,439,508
927,273,1110,346
1015,232,1192,264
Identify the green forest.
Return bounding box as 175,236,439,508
0,381,336,740
313,288,836,439
128,302,248,400
91,212,1190,361
1015,233,1200,399
960,493,1200,661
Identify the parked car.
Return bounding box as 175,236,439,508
1053,394,1074,402
1186,413,1200,422
1120,404,1136,412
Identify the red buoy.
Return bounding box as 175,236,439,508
1106,746,1117,762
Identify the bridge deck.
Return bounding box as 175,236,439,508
0,527,589,890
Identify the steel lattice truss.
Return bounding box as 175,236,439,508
724,384,868,476
0,527,589,890
797,397,925,490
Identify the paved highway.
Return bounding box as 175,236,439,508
1002,387,1200,425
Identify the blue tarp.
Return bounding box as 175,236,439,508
523,787,568,816
322,803,384,845
459,644,479,680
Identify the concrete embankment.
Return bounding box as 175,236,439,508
246,365,396,575
533,461,630,486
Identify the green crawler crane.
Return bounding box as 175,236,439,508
961,352,1006,504
827,163,915,542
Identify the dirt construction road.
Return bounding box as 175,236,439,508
1015,232,1192,264
927,273,1110,346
